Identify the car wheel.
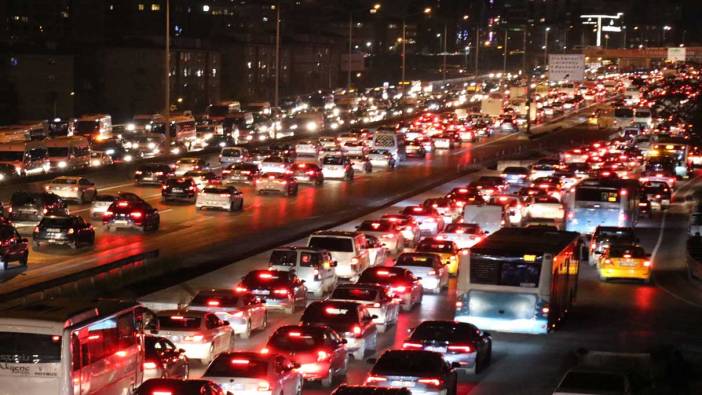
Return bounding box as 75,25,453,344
20,252,28,266
352,341,365,360
320,368,334,388
240,320,251,339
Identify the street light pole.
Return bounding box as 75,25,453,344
164,0,170,147
474,26,480,76
274,3,280,109
503,29,508,75
442,23,447,83
347,13,353,90
544,27,550,66
401,19,406,82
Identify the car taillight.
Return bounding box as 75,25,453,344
103,211,114,218
130,211,143,219
143,361,158,369
351,257,359,265
643,260,651,267
402,342,423,349
391,285,407,293
151,391,173,395
235,286,248,293
257,380,271,392
418,378,443,387
381,233,395,239
317,350,330,362
352,325,362,337
33,226,39,233
67,228,74,235
273,288,289,296
306,170,316,175
184,335,204,342
448,344,474,353
366,375,387,383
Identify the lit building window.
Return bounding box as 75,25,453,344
151,3,161,11
138,4,145,11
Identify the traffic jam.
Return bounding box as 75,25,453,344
0,65,700,395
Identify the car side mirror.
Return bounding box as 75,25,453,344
366,358,377,365
178,348,186,354
341,339,348,344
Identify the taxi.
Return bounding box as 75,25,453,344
414,238,461,275
597,245,652,283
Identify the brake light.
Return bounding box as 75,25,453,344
260,347,270,354
448,344,474,353
351,257,360,265
317,350,330,362
402,342,423,349
418,378,443,386
643,260,651,267
130,211,143,219
257,381,271,392
143,361,158,369
117,201,129,207
207,300,220,307
366,375,387,383
258,272,274,279
152,391,173,395
352,325,362,336
231,359,250,365
273,288,289,296
392,285,407,293
235,286,248,293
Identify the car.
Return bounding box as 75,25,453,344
402,320,492,374
89,151,113,167
260,155,293,174
355,220,405,255
203,352,303,395
436,223,486,250
32,215,95,249
364,234,389,267
597,245,652,283
321,155,354,180
327,283,400,333
268,246,337,298
394,252,448,294
175,157,208,176
400,205,445,236
184,170,220,191
143,335,190,381
415,238,462,276
365,350,459,395
8,192,68,230
155,310,234,364
357,266,422,312
196,184,244,211
135,163,175,185
502,166,530,187
290,162,324,185
103,194,160,232
219,146,250,165
187,289,267,339
432,133,455,149
347,155,373,174
300,300,379,360
445,186,484,207
0,223,28,270
222,162,261,185
263,324,348,388
367,149,396,168
589,226,638,265
423,197,462,225
90,194,117,219
641,181,671,211
255,172,299,196
134,378,227,395
43,176,96,204
162,177,198,203
307,231,370,282
236,270,307,314
380,214,421,247
405,141,427,158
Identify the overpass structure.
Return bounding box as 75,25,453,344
583,47,702,69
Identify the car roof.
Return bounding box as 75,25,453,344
157,309,209,318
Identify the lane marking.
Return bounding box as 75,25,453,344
98,182,137,192
158,209,173,214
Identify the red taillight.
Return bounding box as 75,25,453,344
273,288,289,296
33,226,39,233
418,378,443,386
352,325,362,337
207,300,220,307
317,350,330,362
117,201,129,207
366,375,387,383
103,210,113,219
235,286,248,293
402,342,423,349
448,344,474,353
643,260,651,267
306,170,316,175
391,285,407,293
143,361,158,369
151,391,173,395
130,211,143,219
230,359,250,365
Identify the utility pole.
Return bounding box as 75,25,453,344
274,3,280,109
503,29,508,75
347,13,353,90
522,27,527,73
544,27,550,66
442,23,447,83
474,26,480,76
401,19,406,82
164,0,170,147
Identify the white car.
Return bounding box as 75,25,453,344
321,155,354,180
204,352,303,395
327,283,400,333
259,156,292,174
196,185,244,211
44,176,97,204
90,194,117,219
187,289,267,339
394,252,449,294
174,157,208,176
156,310,233,364
436,223,486,250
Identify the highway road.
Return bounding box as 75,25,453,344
0,108,598,298
139,161,702,395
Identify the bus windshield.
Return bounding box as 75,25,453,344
470,255,542,288
47,147,70,157
575,188,620,203
0,332,62,363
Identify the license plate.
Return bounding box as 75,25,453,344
620,260,635,267
425,346,447,353
391,381,414,387
252,290,270,295
143,177,154,181
47,228,61,233
172,188,183,192
48,233,62,239
114,220,128,225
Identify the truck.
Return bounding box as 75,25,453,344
463,203,504,234
480,95,504,117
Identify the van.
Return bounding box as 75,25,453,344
307,231,370,282
294,111,325,133
0,141,49,175
219,146,249,165
206,100,241,121
371,130,406,162
74,114,112,141
244,101,272,115
268,246,338,297
46,136,90,171
16,121,48,140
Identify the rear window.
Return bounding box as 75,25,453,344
190,292,240,307
395,254,439,268
330,287,379,302
503,167,529,175
411,322,479,342
416,240,454,253
608,246,646,258
222,149,242,157
269,250,297,267
402,206,432,216
40,217,73,228
358,221,393,232
269,328,323,351
470,255,542,288
0,332,62,363
575,188,620,203
205,355,268,378
323,156,344,165
11,192,39,206
558,371,627,392
308,236,354,252
233,163,259,171
301,303,359,323
372,351,443,375
158,315,201,330
202,187,231,194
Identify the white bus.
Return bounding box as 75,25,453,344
0,299,157,395
74,114,112,142
455,227,581,334
46,136,90,171
0,141,49,175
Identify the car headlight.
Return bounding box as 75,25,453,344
91,160,101,167
124,154,133,162
106,149,115,155
290,124,298,130
147,142,156,150
126,123,135,132
219,141,226,147
306,121,318,132
57,161,67,168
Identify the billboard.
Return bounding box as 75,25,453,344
548,54,585,82
667,47,686,63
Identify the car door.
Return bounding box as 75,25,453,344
204,314,224,353
79,178,95,198
358,307,376,341
161,338,187,378
326,330,346,371
435,259,448,287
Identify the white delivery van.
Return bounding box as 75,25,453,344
371,129,406,162
0,141,49,175
463,203,505,234
46,136,90,171
307,231,370,282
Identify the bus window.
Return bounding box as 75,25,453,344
575,189,620,203
0,332,62,363
470,255,542,288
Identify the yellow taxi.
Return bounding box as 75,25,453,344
597,245,651,283
414,237,462,275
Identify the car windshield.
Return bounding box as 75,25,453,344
323,156,345,165
74,120,99,133
308,236,353,252
503,167,529,175
558,371,627,392
158,315,201,330
269,328,323,351
205,355,269,378
417,240,454,253
40,217,73,228
47,147,69,157
411,322,478,342
0,332,62,363
190,291,240,307
372,351,443,376
222,149,242,157
177,159,198,165
301,303,359,323
330,287,379,302
167,179,191,187
395,254,438,268
358,221,393,232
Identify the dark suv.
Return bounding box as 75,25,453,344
0,223,29,270
33,215,95,249
161,177,198,203
135,163,175,185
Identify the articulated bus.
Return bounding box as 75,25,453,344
565,178,640,235
454,227,580,334
0,299,157,395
